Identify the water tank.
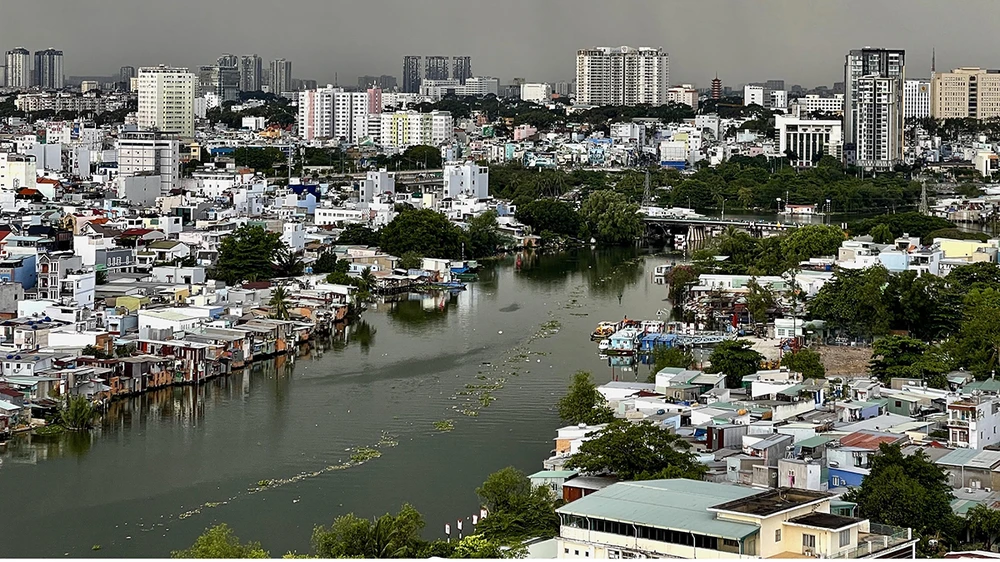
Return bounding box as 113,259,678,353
656,409,665,415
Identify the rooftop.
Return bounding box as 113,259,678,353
709,487,831,517
838,430,904,450
787,512,862,531
937,448,1000,469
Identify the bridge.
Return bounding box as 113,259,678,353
643,216,802,246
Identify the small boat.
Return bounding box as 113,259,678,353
453,272,479,281
431,281,466,290
598,339,610,351
591,321,620,341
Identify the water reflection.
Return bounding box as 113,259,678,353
348,320,377,353
384,293,459,330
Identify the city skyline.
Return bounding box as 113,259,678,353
4,0,1000,88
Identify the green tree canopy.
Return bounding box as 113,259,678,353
706,340,763,388
172,524,269,558
869,223,894,244
338,224,381,247
233,147,286,172
475,467,560,544
466,211,511,258
514,199,582,238
213,224,284,285
557,371,614,425
868,335,930,383
380,208,464,259
851,212,954,241
645,346,694,383
779,225,845,265
808,266,891,340
566,420,707,480
312,503,426,559
579,190,641,245
781,348,826,379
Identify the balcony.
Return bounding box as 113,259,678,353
947,419,971,428
828,524,913,559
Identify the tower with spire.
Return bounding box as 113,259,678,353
711,73,722,99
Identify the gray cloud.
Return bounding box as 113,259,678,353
3,0,999,88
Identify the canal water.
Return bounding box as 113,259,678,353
0,248,673,558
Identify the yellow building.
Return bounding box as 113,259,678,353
934,238,997,263
556,479,916,559
931,67,1000,119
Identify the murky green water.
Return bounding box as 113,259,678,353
0,248,672,557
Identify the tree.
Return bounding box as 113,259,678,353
514,199,582,238
557,371,614,425
844,443,958,545
338,224,381,247
869,335,929,383
954,288,1000,377
745,277,776,324
851,213,954,241
172,524,269,558
313,251,340,274
380,208,464,259
466,211,510,258
81,344,111,359
396,145,442,170
450,534,522,559
666,265,698,307
566,420,707,480
967,504,1000,551
398,251,423,270
233,147,286,172
269,286,291,320
96,269,108,285
808,266,891,340
779,225,845,265
646,346,694,381
870,223,894,244
706,340,763,388
311,503,426,558
59,395,98,430
781,348,826,379
475,467,560,544
578,190,641,245
273,247,304,277
213,224,284,285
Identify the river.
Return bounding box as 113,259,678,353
0,248,673,558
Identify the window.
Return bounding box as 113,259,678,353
840,529,851,547
832,476,841,487
803,534,816,549
723,539,740,548
564,549,569,554
775,529,782,542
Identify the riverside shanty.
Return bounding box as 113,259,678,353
0,269,355,436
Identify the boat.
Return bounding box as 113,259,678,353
605,327,642,356
598,339,610,351
453,271,479,281
431,281,466,290
591,321,620,341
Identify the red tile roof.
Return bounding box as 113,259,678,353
120,228,155,237
839,430,904,450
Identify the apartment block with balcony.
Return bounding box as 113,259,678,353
948,396,1000,449
555,479,916,559
36,252,81,301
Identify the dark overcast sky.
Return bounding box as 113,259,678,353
4,0,1000,87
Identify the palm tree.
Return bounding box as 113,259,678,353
273,247,304,277
269,286,291,320
359,266,375,295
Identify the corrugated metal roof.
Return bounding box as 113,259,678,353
839,430,903,450
797,435,836,449
937,448,1000,469
556,479,760,540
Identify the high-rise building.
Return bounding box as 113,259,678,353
776,114,843,167
379,110,454,148
765,79,785,91
575,46,668,106
452,56,472,84
904,78,931,119
198,65,240,102
137,65,196,139
217,54,239,68
931,68,1000,120
33,48,64,90
402,56,422,93
240,55,263,92
711,75,722,100
843,48,905,170
521,83,553,104
297,86,370,143
120,66,137,91
116,131,180,195
425,56,450,81
269,59,292,94
667,85,698,109
6,48,32,89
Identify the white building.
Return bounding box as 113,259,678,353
793,94,846,115
666,85,698,109
521,83,553,104
379,110,454,149
775,115,843,167
463,76,499,97
904,78,931,119
770,89,788,110
0,152,37,192
360,169,396,203
744,85,767,107
443,162,489,199
855,75,904,171
948,397,1000,450
116,131,180,196
5,48,31,90
297,86,369,143
118,173,162,208
137,65,196,139
576,46,668,106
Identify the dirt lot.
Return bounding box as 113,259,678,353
816,345,873,377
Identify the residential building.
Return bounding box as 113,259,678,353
843,48,905,170
948,396,1000,449
0,152,37,194
197,64,240,103
555,479,916,559
443,162,489,199
575,46,669,106
931,68,1000,120
452,56,472,84
745,84,767,106
666,84,698,109
402,55,422,93
775,114,843,167
904,78,931,118
359,169,395,204
34,48,64,90
15,92,109,114
116,131,180,195
240,55,263,92
269,59,292,94
357,75,397,90
5,48,31,89
216,54,238,68
462,76,499,96
794,94,846,115
120,66,136,90
379,110,454,148
137,65,196,138
296,86,369,143
521,83,553,104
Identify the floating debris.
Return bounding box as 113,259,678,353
433,419,455,432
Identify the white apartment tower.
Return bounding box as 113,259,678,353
666,85,698,109
116,131,180,196
904,79,931,119
269,59,292,94
379,110,454,149
297,86,369,143
576,46,668,106
137,65,196,139
843,48,905,170
5,48,32,89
